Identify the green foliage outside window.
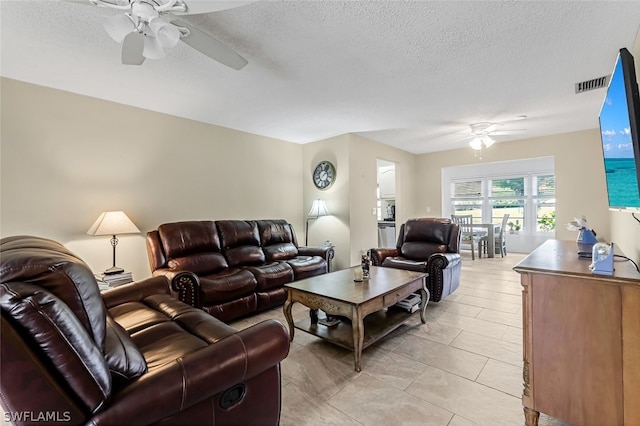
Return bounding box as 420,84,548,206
538,211,556,231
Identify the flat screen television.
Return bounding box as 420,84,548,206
598,47,640,210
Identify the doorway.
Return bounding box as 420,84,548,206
377,159,396,247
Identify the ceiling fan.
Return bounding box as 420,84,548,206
67,0,253,68
465,121,527,150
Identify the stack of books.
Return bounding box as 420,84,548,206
95,271,133,291
394,293,421,313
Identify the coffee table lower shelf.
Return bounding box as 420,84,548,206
293,308,414,352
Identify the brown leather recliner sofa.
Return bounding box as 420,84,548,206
0,236,290,426
147,219,334,322
370,218,462,302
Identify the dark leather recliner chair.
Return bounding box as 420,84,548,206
370,218,462,302
0,236,290,426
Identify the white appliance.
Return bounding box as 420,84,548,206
378,222,396,248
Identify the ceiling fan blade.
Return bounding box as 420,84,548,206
121,32,145,65
490,129,527,136
483,123,498,133
171,19,247,70
173,1,256,15
61,0,131,8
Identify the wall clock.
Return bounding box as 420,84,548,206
312,161,336,190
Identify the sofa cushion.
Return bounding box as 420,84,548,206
199,268,257,304
0,236,107,349
158,221,222,259
108,301,170,335
0,282,111,412
286,256,327,280
263,243,298,261
217,220,266,267
257,220,299,261
246,261,294,291
400,242,446,261
404,219,450,244
381,257,428,273
168,252,228,275
141,294,238,344
131,321,210,371
104,314,147,387
203,294,258,323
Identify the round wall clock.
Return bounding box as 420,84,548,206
312,161,336,190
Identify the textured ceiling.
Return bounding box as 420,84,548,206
2,0,640,153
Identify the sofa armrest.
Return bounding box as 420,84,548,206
369,248,399,266
101,276,171,309
89,319,290,425
428,252,461,270
298,245,334,263
427,252,461,302
152,269,202,309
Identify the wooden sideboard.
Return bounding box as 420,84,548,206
514,240,640,426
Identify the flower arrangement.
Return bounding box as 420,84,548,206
566,216,590,231
566,216,598,244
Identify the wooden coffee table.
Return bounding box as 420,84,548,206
283,266,429,372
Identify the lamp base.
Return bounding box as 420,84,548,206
103,266,125,275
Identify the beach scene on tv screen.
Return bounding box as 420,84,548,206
600,58,640,209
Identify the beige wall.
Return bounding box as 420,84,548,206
417,129,610,241
1,78,304,280
417,127,640,260
3,73,640,277
301,135,351,270
301,134,417,270
347,134,418,265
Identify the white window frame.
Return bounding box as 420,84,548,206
443,157,555,236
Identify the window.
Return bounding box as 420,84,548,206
451,180,483,221
534,175,556,232
450,173,555,234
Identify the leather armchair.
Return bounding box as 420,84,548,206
0,236,290,426
370,218,462,302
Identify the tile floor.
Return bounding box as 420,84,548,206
230,251,574,426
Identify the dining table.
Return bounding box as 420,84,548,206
472,223,502,258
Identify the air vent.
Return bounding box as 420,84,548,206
575,75,609,94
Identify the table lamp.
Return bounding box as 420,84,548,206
87,211,140,275
306,199,330,246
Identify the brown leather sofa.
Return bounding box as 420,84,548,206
369,218,462,302
0,236,290,426
147,219,334,322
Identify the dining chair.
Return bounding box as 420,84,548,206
479,213,510,258
451,214,485,260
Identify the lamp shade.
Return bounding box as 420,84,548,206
308,199,330,218
87,211,140,236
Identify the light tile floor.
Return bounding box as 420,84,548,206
230,251,574,426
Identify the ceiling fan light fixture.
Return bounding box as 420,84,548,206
469,135,495,150
469,137,483,150
103,13,136,43
482,135,495,148
143,35,166,59
149,18,181,48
